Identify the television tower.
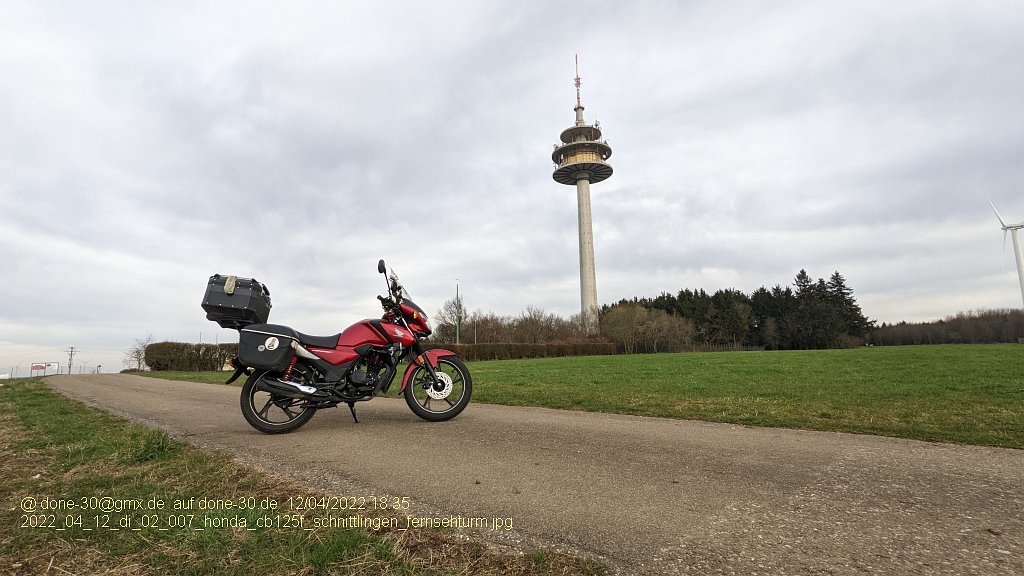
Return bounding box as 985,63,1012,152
552,55,613,335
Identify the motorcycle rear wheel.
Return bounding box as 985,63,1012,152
240,369,317,434
403,357,472,422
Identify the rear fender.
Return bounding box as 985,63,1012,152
400,349,456,392
225,357,251,384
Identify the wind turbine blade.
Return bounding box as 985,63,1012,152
987,196,1008,228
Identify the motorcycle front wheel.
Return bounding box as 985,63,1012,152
240,369,317,434
403,356,472,422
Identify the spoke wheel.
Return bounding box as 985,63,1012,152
403,356,472,422
240,368,317,434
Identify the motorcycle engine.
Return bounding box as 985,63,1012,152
346,351,393,394
348,368,373,392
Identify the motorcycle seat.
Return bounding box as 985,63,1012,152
297,332,341,348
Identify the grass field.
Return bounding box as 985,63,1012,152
468,344,1024,449
147,344,1024,449
0,378,606,575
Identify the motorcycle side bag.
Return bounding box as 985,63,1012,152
202,274,272,329
238,324,298,371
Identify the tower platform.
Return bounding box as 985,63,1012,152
552,106,613,185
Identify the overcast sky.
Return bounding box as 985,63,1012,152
3,1,1024,374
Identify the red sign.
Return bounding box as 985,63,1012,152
31,363,45,371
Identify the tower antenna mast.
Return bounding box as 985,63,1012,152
575,54,582,109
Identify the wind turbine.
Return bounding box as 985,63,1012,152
988,197,1024,309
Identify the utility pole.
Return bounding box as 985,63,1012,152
66,347,76,376
455,280,461,345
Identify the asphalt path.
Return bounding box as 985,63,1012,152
46,374,1023,575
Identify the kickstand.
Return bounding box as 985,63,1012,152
347,402,359,423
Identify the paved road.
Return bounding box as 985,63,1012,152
47,374,1022,575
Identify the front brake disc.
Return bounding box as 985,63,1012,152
426,371,453,400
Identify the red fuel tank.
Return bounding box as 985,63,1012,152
307,319,414,365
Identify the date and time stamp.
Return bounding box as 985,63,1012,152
17,495,515,534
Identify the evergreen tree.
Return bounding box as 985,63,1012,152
708,289,752,346
601,268,872,351
827,271,874,341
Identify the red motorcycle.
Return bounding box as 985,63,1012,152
202,260,472,434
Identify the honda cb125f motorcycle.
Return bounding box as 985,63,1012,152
201,260,471,434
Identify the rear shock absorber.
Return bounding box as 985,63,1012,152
282,356,298,380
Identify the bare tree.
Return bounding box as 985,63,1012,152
123,334,153,371
601,304,648,353
431,296,471,343
466,310,513,344
642,311,674,353
514,305,568,343
667,313,696,350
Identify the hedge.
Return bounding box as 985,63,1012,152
423,342,618,361
145,342,238,371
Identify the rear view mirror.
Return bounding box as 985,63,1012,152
377,259,386,274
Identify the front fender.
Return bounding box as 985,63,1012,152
400,349,457,392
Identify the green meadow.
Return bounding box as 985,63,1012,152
468,344,1024,449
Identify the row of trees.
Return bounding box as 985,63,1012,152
873,309,1024,345
599,270,875,351
431,301,592,345
429,270,875,352
600,304,696,354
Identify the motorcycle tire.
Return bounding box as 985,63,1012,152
403,356,472,422
239,369,317,434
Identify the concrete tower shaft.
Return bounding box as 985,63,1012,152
552,58,613,335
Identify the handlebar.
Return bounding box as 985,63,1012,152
378,293,403,308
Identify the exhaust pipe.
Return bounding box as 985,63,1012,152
256,376,330,400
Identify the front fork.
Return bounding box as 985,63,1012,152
400,314,440,383
411,341,440,381
400,342,456,393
